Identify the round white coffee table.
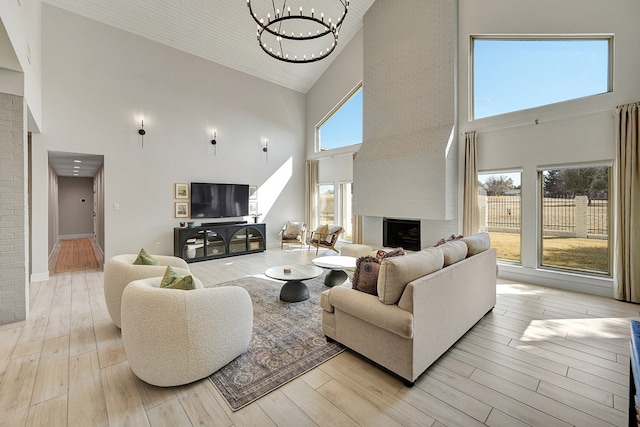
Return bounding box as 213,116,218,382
312,255,357,287
264,264,323,302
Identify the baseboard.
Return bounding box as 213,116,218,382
30,271,49,282
59,233,94,241
498,263,613,298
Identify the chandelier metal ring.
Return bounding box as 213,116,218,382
247,0,349,64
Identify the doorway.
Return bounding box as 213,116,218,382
47,151,105,272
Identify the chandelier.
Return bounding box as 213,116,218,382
247,0,350,64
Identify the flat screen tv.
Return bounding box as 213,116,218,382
190,183,249,218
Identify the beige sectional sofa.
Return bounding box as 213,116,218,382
320,233,497,385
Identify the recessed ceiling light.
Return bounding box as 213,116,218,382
73,166,80,169
74,160,82,163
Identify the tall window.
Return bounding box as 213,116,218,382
317,85,363,151
478,171,522,263
472,37,612,119
317,184,334,226
539,165,610,275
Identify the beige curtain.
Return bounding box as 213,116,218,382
614,102,640,302
306,160,319,232
352,214,363,244
463,131,479,236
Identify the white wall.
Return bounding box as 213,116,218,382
30,4,307,275
0,0,42,129
58,177,93,237
458,0,640,296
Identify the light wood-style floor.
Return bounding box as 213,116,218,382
1,246,636,426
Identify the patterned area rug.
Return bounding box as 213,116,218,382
208,274,344,411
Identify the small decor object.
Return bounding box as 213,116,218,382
187,221,195,228
175,202,189,218
138,118,146,148
211,130,217,155
175,183,189,199
283,267,291,274
179,221,186,228
249,185,258,200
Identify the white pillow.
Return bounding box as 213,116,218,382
285,221,302,236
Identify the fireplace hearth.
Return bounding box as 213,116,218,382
383,218,421,251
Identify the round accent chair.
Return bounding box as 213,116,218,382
121,277,253,387
103,254,192,328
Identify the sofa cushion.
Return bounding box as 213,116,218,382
352,256,381,295
377,248,444,305
133,248,158,265
461,232,491,256
439,240,468,266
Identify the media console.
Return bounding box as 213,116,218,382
174,222,266,262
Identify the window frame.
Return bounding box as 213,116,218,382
470,35,614,120
316,83,363,153
537,162,612,277
477,169,523,264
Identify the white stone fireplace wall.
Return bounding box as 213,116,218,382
354,0,459,248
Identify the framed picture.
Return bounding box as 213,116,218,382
175,183,189,199
175,202,189,218
249,185,258,200
249,201,259,215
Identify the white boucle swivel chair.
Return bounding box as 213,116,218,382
121,278,253,387
103,254,192,328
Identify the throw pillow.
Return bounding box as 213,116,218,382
438,240,468,266
381,248,406,259
461,232,491,256
434,234,464,247
352,256,381,295
285,221,302,237
160,266,196,290
132,248,158,265
312,224,329,240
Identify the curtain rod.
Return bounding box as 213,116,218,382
462,106,615,135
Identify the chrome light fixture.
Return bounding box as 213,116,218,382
247,0,349,64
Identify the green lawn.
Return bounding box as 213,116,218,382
489,232,609,274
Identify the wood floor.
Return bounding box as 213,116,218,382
0,246,636,426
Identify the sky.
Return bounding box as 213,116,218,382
318,88,363,150
479,171,521,187
473,39,609,119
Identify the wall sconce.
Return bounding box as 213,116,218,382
263,139,268,161
210,130,217,156
138,119,146,148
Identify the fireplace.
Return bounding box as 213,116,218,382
383,218,421,251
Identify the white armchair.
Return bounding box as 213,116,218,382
121,277,253,387
103,253,193,328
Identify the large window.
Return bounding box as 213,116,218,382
317,85,362,151
472,37,612,119
539,165,610,275
478,171,522,263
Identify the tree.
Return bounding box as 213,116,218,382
483,175,514,196
559,167,608,204
543,170,562,196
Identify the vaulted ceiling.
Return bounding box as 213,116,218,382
42,0,376,94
